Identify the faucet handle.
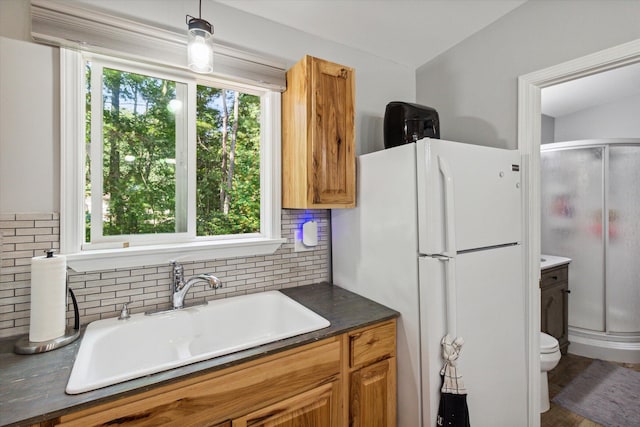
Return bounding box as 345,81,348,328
171,260,183,273
171,261,184,290
118,303,130,320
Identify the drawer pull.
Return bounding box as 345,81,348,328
551,276,558,280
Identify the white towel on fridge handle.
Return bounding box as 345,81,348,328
440,334,467,395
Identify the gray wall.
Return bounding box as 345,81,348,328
554,93,640,142
416,0,640,149
0,37,60,213
541,114,555,145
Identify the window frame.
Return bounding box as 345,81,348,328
61,49,284,272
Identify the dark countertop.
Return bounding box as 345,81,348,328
0,283,398,427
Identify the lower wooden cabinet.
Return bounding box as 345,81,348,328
232,382,340,427
41,319,397,427
541,265,570,354
346,320,397,427
350,358,396,427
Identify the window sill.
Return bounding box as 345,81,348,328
65,237,286,272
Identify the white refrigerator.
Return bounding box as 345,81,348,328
332,138,527,426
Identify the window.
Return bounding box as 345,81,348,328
62,51,283,272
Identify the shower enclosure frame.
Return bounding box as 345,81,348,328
541,138,640,364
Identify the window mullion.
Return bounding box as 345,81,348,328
174,83,188,234
186,81,197,238
90,61,105,243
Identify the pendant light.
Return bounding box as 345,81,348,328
186,0,214,74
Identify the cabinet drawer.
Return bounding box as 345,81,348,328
541,266,568,288
349,321,395,368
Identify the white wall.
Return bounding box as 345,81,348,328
0,0,415,213
554,93,640,142
415,0,640,149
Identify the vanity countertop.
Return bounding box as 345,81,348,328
0,282,398,427
541,254,572,270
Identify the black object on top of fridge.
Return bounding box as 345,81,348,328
384,102,440,149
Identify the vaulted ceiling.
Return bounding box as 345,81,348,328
215,0,527,69
215,0,639,116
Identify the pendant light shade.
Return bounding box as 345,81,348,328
186,1,213,74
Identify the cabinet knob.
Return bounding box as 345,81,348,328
563,289,571,294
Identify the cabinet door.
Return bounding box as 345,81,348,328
350,358,396,427
541,281,569,352
232,382,339,427
310,57,355,206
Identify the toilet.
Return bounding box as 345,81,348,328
540,332,561,413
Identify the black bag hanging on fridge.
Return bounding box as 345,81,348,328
436,335,471,427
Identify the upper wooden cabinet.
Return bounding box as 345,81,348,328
282,55,356,208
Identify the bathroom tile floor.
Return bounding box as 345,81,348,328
541,353,640,427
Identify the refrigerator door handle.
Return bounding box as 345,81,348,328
438,155,457,257
445,257,457,337
433,255,458,337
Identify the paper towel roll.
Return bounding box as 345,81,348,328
29,252,67,342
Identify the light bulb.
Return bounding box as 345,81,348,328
187,26,213,73
189,36,210,68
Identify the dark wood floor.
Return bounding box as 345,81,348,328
541,353,640,427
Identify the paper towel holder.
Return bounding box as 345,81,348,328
14,286,81,355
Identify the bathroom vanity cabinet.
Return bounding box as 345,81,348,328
33,319,396,427
541,264,570,354
282,55,356,209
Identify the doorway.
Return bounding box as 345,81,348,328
518,38,640,427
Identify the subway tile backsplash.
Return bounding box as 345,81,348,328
0,210,330,338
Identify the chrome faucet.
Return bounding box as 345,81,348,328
171,261,222,309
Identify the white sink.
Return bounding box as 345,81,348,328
66,291,330,394
540,254,572,270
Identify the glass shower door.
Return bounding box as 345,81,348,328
541,147,605,332
606,145,640,334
